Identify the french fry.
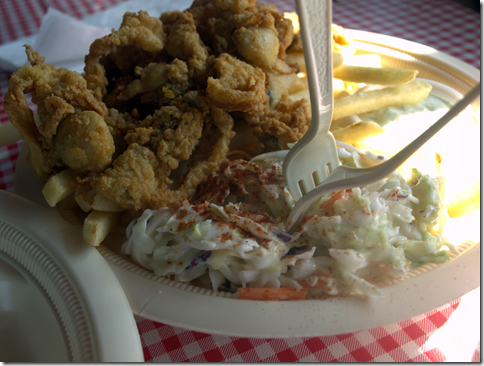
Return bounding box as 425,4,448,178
333,80,432,121
76,190,124,212
42,169,77,207
332,52,344,69
343,54,381,68
92,193,124,212
332,121,385,144
333,65,418,85
75,191,95,212
285,52,345,72
83,210,120,246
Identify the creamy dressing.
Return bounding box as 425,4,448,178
359,94,452,128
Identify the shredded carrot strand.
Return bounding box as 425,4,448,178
237,287,307,300
320,190,346,209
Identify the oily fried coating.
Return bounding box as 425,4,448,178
233,26,291,73
245,94,311,149
164,11,210,83
188,0,293,65
5,2,317,223
206,53,268,113
149,106,235,210
4,46,108,179
84,11,166,100
91,95,208,213
253,3,294,58
126,96,206,179
117,62,168,101
54,111,115,172
91,144,158,212
92,100,233,213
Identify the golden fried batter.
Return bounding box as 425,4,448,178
164,11,209,82
5,0,315,220
206,53,268,112
245,94,311,149
4,46,109,179
55,111,114,172
84,11,166,100
92,144,158,212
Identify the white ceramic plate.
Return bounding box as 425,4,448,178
0,190,144,362
14,31,480,338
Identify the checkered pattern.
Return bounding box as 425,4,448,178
136,290,480,362
0,0,480,362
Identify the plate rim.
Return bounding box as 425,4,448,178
0,190,144,361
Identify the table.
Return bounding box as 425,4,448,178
0,0,480,362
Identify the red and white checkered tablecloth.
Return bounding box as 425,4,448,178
0,0,480,362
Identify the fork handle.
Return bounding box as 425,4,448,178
296,0,333,135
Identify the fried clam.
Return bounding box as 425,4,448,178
84,10,166,101
188,0,258,56
3,46,112,179
148,106,235,210
164,11,210,84
90,93,233,213
245,93,311,150
232,7,294,74
206,53,268,113
55,111,115,173
255,3,294,59
187,0,294,73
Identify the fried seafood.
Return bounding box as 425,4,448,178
4,46,110,179
233,26,294,74
55,111,114,172
84,10,166,101
164,11,210,83
206,53,268,112
5,1,318,246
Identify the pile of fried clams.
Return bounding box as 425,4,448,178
4,0,327,218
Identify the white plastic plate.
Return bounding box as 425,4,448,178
0,190,144,362
13,31,480,338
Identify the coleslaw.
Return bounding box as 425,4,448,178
122,145,452,299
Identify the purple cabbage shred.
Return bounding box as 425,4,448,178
186,250,212,269
272,228,292,242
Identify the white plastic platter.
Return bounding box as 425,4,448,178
0,190,144,362
14,31,480,338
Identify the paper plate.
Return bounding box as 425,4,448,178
0,190,143,362
13,31,480,338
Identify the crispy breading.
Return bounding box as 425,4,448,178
4,46,109,179
84,11,166,100
54,111,114,172
164,11,210,83
206,53,268,113
5,0,314,221
92,144,158,212
245,94,311,149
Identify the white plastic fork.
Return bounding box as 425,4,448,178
285,83,481,233
282,0,340,200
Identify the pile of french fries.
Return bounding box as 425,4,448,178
281,22,432,145
42,169,122,246
42,22,433,248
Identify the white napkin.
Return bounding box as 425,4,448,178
0,0,194,74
